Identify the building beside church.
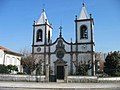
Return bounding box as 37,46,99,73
32,3,96,79
0,46,22,73
95,52,107,74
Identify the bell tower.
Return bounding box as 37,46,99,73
75,3,94,44
32,9,52,48
75,3,95,75
32,9,52,75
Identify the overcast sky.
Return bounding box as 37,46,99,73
0,0,120,53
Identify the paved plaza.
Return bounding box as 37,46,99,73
0,81,120,90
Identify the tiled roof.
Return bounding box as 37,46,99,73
0,46,22,56
0,46,11,52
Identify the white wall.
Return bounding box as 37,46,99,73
0,49,22,72
63,54,71,74
77,21,91,43
34,25,52,46
0,50,4,64
34,26,45,45
4,53,21,72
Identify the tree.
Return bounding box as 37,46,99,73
19,48,35,74
104,51,120,77
73,54,92,76
77,60,91,76
20,48,43,75
21,53,36,74
77,63,88,75
0,65,9,74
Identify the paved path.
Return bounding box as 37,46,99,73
0,81,120,89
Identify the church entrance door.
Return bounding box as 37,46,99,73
57,66,64,79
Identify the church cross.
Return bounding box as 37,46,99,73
59,26,62,37
59,26,62,31
82,0,85,6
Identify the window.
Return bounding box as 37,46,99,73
48,31,50,43
80,25,88,39
36,29,42,42
58,40,63,47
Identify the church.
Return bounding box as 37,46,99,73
32,3,95,80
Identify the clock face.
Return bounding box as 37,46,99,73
37,47,41,52
82,45,87,50
56,50,64,58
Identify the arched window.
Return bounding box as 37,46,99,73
58,40,63,47
48,31,50,43
80,25,88,39
36,29,42,42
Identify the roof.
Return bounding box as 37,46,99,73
37,9,49,24
0,46,11,52
0,46,22,56
78,3,89,20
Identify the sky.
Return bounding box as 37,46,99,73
0,0,120,53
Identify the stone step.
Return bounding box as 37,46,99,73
57,79,64,83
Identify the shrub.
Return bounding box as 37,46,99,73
0,64,18,74
0,65,9,74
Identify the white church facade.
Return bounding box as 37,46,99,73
32,4,96,79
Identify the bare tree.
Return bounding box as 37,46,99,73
20,48,44,75
20,48,36,74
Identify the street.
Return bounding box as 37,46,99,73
0,88,120,90
0,81,120,90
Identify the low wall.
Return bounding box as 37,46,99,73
0,74,120,83
98,77,120,83
67,76,120,83
0,74,46,82
67,76,98,83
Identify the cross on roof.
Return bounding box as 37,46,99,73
59,26,62,31
59,26,62,37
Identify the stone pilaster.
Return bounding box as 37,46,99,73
45,64,49,82
64,65,68,83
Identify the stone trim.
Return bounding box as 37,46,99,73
33,23,52,29
32,21,35,55
32,42,95,47
75,18,93,22
34,51,94,55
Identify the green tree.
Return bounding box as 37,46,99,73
0,65,9,74
77,63,90,76
104,51,120,77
